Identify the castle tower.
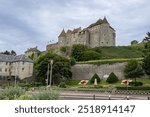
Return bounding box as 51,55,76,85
58,29,66,46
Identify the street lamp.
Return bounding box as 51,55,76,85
49,60,53,87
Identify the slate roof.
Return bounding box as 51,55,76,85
0,54,33,63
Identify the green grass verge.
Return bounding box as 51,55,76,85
77,58,143,65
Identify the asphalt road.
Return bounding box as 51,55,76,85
59,91,150,100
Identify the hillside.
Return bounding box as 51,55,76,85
97,45,144,59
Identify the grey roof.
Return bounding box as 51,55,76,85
0,54,33,63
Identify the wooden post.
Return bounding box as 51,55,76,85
93,95,95,100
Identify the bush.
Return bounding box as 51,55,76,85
70,57,76,66
90,73,101,84
66,80,81,86
106,72,119,83
82,50,101,61
0,87,25,100
16,94,32,100
129,82,143,86
32,90,59,100
59,82,67,88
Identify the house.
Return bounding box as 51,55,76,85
0,54,33,82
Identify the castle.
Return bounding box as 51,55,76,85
47,17,116,51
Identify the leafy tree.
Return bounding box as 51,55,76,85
0,50,17,55
2,50,10,55
143,42,150,56
11,50,16,56
143,32,150,42
82,50,101,61
124,60,144,82
34,52,72,85
143,53,150,77
90,73,101,84
71,44,88,61
106,72,119,83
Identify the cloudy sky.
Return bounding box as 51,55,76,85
0,0,149,54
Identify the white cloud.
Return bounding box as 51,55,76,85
0,0,150,54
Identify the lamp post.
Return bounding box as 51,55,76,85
49,60,53,87
46,63,50,88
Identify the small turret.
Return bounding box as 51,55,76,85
103,17,109,24
58,29,66,37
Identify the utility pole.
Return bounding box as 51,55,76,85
47,63,50,87
49,60,53,87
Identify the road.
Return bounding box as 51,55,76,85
59,91,150,100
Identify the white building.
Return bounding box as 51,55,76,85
0,54,33,81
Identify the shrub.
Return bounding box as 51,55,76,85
70,57,76,66
106,72,119,83
66,80,81,86
90,73,101,84
59,82,67,88
82,50,101,61
16,94,32,100
92,47,102,53
32,90,59,100
129,82,143,86
0,87,25,100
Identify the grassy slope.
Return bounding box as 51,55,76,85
99,45,144,59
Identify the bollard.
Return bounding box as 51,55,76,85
127,96,129,100
93,94,95,100
109,95,111,100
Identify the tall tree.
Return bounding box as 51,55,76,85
34,52,72,85
71,44,88,61
143,32,150,42
124,60,144,82
142,42,150,77
11,50,16,56
143,53,150,77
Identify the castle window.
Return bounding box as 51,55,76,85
101,42,103,44
106,42,108,44
5,68,7,72
22,68,24,71
6,62,8,65
0,68,2,72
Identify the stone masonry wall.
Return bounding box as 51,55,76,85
71,63,126,80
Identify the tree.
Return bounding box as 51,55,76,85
143,53,150,77
71,44,88,61
11,50,16,56
143,42,150,56
131,40,138,45
0,50,17,55
90,73,101,84
106,72,119,83
143,32,150,42
124,60,144,82
34,52,72,85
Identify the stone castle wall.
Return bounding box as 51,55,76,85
71,63,126,80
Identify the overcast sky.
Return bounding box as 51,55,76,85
0,0,149,54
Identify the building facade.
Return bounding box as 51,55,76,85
0,54,33,82
25,46,40,60
47,17,116,51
